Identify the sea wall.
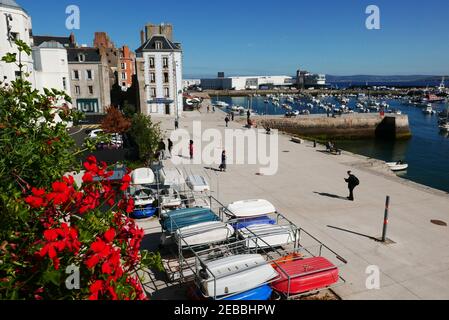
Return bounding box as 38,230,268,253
254,114,411,141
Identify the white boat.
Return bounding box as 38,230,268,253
175,221,234,247
387,161,409,172
226,199,276,218
214,101,229,108
423,106,436,115
159,186,182,208
159,167,185,187
439,123,449,132
129,185,156,207
238,224,296,249
186,175,210,193
199,254,278,297
131,168,155,185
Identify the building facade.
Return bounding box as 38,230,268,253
201,74,292,91
136,24,183,117
32,41,71,96
0,0,34,85
67,48,111,114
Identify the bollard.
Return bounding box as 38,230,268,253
382,196,390,242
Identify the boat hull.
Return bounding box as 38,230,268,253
221,285,273,301
175,221,234,247
227,199,276,218
232,216,276,230
131,205,157,219
201,254,278,297
186,175,210,192
271,257,339,295
239,224,296,249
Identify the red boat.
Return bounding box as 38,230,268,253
271,257,339,295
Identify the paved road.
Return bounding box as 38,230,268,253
138,102,449,300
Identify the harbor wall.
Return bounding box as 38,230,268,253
255,114,411,141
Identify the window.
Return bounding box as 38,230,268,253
15,71,22,80
121,72,126,80
62,77,67,90
163,57,169,68
155,41,163,50
122,82,126,87
10,32,19,41
75,86,80,95
73,70,79,80
150,87,156,98
78,54,85,62
163,72,169,83
88,86,94,95
86,70,93,80
164,87,170,98
150,73,155,83
121,63,125,69
149,57,155,68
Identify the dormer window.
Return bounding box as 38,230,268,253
155,41,163,50
78,54,86,62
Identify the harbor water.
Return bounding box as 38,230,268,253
212,96,449,193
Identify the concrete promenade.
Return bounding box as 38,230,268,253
140,105,449,300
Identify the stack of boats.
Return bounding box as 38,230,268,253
158,195,345,300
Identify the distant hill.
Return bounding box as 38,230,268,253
326,75,447,83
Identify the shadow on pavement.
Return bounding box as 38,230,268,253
314,192,348,201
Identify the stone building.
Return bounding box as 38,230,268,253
67,48,111,114
136,23,183,117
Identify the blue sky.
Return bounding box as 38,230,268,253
19,0,449,77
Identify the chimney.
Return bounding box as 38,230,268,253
140,30,145,45
69,32,76,47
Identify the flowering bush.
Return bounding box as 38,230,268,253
0,41,162,300
1,156,161,300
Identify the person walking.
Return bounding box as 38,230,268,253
207,105,210,113
175,119,179,130
219,150,227,172
225,116,230,127
231,111,235,121
345,171,360,201
168,138,173,158
247,109,251,120
158,139,166,160
189,140,194,160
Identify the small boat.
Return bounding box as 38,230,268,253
231,216,276,230
238,224,296,249
159,167,185,187
131,204,157,219
227,199,276,218
221,285,272,301
439,122,449,132
214,101,229,108
162,208,219,233
175,221,234,247
423,106,436,115
186,175,210,193
271,257,339,295
128,185,157,219
199,254,279,297
159,186,182,208
387,161,408,172
131,168,155,185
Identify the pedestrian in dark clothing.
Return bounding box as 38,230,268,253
207,106,210,113
231,112,235,121
189,140,194,160
345,171,360,201
168,139,173,158
219,150,227,172
247,110,251,120
225,116,230,127
158,139,166,160
175,119,179,130
212,106,216,112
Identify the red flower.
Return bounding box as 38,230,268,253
46,181,70,205
104,228,116,243
120,174,131,191
82,172,94,184
25,195,45,208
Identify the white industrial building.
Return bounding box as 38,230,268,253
201,74,293,91
0,0,34,86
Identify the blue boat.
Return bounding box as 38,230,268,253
131,205,157,219
162,209,219,233
232,216,276,230
221,285,273,301
161,207,211,221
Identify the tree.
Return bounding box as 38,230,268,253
101,106,131,134
128,114,162,163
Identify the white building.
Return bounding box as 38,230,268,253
0,0,34,86
136,34,183,117
32,41,71,96
182,79,201,90
201,75,293,91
